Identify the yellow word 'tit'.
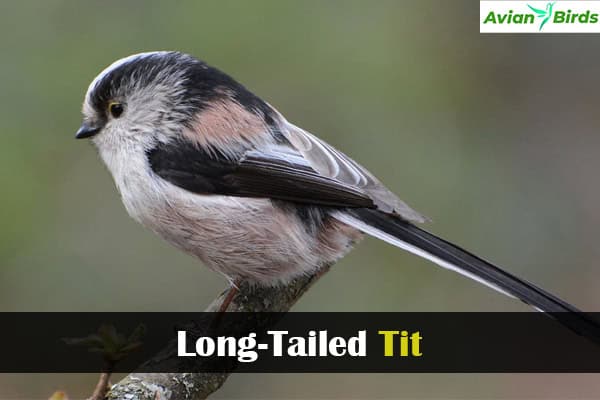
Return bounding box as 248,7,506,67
378,330,423,357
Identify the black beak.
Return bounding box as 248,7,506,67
75,123,101,139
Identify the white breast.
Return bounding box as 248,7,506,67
94,137,361,285
94,139,350,285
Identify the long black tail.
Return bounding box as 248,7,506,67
334,208,600,345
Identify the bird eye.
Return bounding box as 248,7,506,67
108,102,124,118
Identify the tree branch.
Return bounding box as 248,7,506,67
106,263,331,400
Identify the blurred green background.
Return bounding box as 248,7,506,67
1,0,600,398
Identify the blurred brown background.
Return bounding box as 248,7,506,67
1,0,600,398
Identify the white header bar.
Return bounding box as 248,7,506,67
481,1,600,33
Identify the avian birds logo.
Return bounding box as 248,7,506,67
528,2,555,31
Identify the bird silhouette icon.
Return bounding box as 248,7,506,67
528,2,555,31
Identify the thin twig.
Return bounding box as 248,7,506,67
88,372,111,400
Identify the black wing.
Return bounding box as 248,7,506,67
146,138,376,209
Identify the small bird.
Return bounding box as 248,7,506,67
76,51,599,340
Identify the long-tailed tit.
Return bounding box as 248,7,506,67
76,51,599,341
